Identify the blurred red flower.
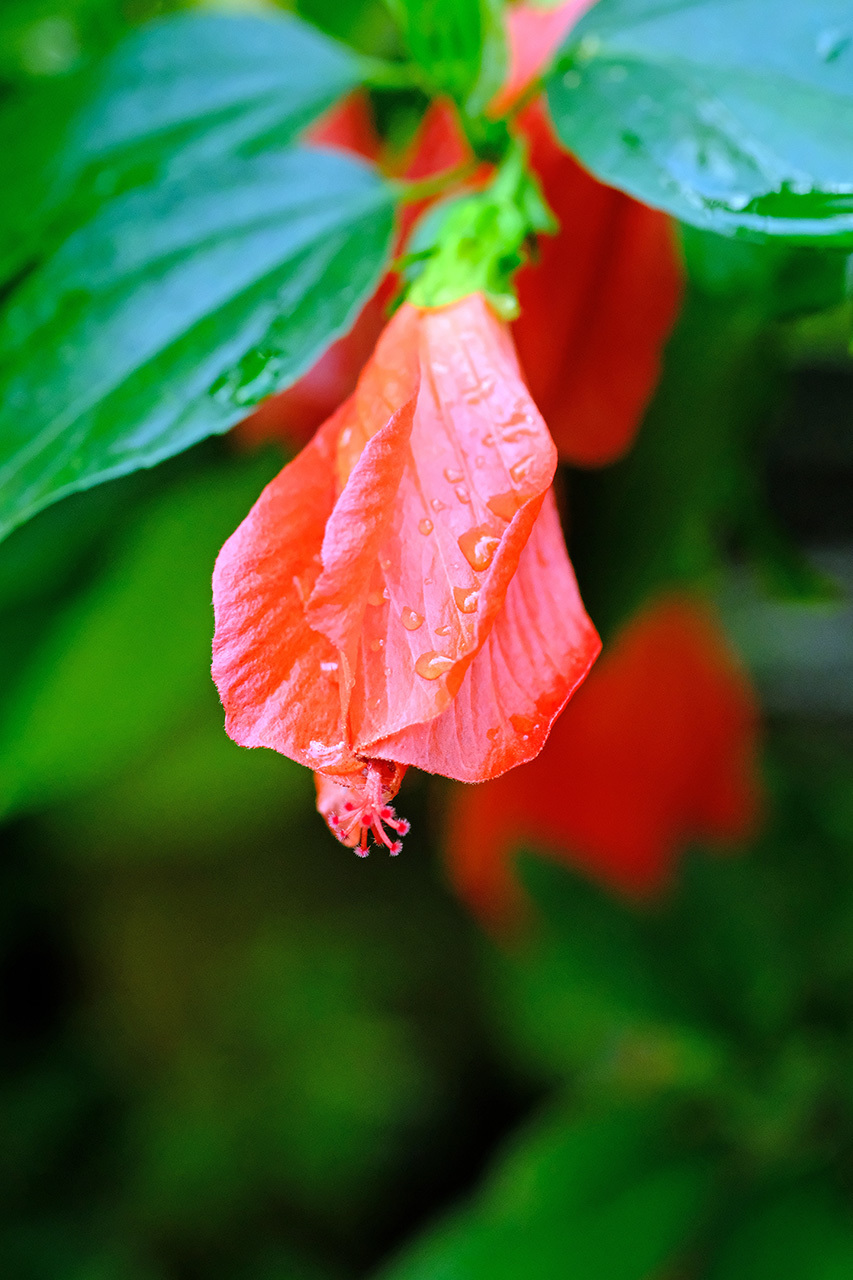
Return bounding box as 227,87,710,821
213,294,599,854
447,595,761,924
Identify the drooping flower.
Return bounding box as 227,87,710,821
447,595,761,923
213,294,600,853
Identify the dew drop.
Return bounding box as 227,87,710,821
320,661,339,672
455,484,471,504
381,557,392,570
462,376,494,404
458,526,501,572
370,638,384,652
424,576,434,585
418,517,434,535
431,498,446,513
509,456,534,484
444,467,464,484
401,607,424,631
486,726,500,741
415,651,454,680
482,433,495,446
367,590,387,607
816,27,850,61
488,491,527,522
435,623,452,636
453,585,479,613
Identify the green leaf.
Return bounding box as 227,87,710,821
709,1185,853,1279
386,0,507,115
494,859,729,1096
378,1105,714,1280
0,451,279,820
546,0,853,243
0,147,395,541
57,11,363,203
681,226,852,319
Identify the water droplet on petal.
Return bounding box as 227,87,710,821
462,376,494,404
381,558,392,570
401,607,424,631
444,467,464,484
458,527,501,572
320,660,339,672
370,638,384,652
424,576,434,585
435,623,452,636
415,651,454,680
455,484,471,504
418,518,433,535
431,498,446,513
367,590,387,607
509,456,534,484
482,433,495,447
488,491,528,521
453,586,479,613
486,726,499,741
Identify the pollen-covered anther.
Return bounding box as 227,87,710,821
326,763,410,858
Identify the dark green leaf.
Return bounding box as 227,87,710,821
0,147,395,541
0,452,279,819
546,0,853,243
709,1185,853,1279
681,226,852,319
57,11,363,203
378,1105,714,1280
387,0,506,114
494,859,729,1094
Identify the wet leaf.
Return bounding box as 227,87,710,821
547,0,853,243
0,147,395,541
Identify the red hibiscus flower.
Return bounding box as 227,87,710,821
447,595,761,924
212,294,600,854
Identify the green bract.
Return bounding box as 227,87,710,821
407,145,555,317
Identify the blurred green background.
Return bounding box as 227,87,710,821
2,1,853,1277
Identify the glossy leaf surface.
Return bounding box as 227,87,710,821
546,0,853,243
0,147,395,541
58,12,362,199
